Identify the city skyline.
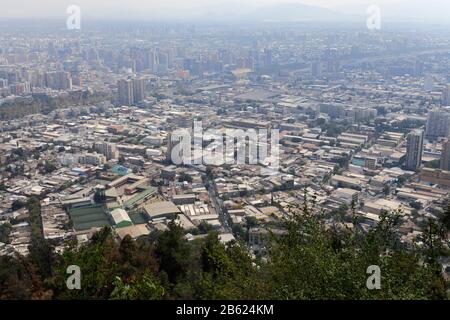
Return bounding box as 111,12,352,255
0,0,449,305
1,0,450,24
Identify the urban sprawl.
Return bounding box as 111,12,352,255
0,21,449,279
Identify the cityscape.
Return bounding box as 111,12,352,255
0,0,449,304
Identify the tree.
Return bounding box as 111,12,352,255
0,223,12,243
198,222,214,234
397,175,407,186
232,224,246,240
93,190,106,203
198,232,261,299
409,201,422,210
154,221,192,284
262,196,447,300
425,159,441,169
11,199,26,211
245,216,258,230
383,184,390,196
28,237,55,279
0,197,447,300
0,255,50,299
51,227,121,299
110,273,164,300
420,218,447,266
178,173,193,183
26,197,55,278
43,161,57,174
205,167,214,179
441,204,450,232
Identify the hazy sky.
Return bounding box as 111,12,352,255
0,0,448,23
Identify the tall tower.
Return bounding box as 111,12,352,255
441,139,450,171
443,84,450,106
133,78,145,104
166,131,188,165
425,108,450,141
311,61,321,78
424,74,433,92
118,79,134,106
405,129,424,171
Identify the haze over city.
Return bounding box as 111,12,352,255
0,0,449,308
1,0,450,24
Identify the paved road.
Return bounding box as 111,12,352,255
206,177,232,233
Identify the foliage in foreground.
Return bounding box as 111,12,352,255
0,200,448,300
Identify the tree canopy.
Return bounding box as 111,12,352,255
0,200,448,300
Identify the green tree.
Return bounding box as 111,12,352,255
11,200,26,211
198,233,262,299
27,197,55,278
110,273,164,300
154,221,192,284
178,173,193,183
44,161,57,174
262,199,446,299
52,227,121,299
0,223,12,243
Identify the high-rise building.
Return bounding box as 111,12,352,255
78,152,107,166
405,129,424,171
147,49,158,72
414,60,424,76
118,79,134,106
166,132,189,164
157,51,169,74
9,82,31,95
443,84,450,106
424,74,433,92
441,139,450,171
94,142,119,160
133,78,145,104
425,108,450,140
311,61,321,78
0,78,8,88
45,71,72,90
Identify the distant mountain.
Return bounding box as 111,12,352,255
235,3,350,22
0,1,359,24
186,3,355,24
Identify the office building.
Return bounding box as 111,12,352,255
441,139,450,171
425,109,450,140
94,142,119,160
133,78,145,104
443,84,450,106
118,79,134,105
45,71,72,90
405,129,424,171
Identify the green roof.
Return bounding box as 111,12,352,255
115,220,133,228
68,204,112,231
123,187,157,209
129,211,149,225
